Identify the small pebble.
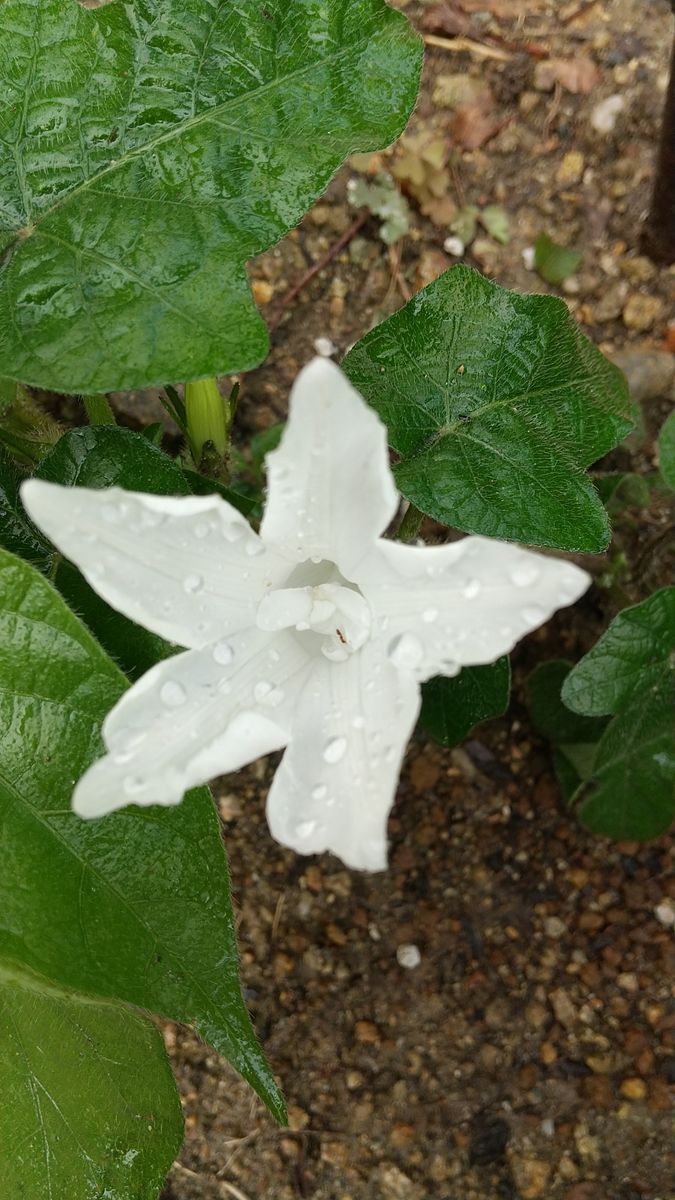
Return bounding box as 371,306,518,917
590,94,624,133
396,943,422,970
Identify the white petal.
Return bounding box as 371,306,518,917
21,480,289,648
260,359,398,574
73,629,310,818
266,643,420,871
353,536,590,680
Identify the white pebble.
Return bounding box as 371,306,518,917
396,943,422,970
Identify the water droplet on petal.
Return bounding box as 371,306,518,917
223,523,245,543
102,504,120,523
510,561,540,588
463,579,481,600
295,819,317,839
160,680,186,708
254,680,285,708
123,775,146,797
213,641,234,665
323,736,347,764
422,607,439,623
522,604,546,625
268,648,281,663
245,538,265,557
351,714,366,730
183,573,203,594
312,783,328,801
194,521,210,539
387,633,424,671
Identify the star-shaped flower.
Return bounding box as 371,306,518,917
22,359,589,870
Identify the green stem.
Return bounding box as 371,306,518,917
185,377,230,463
396,502,424,542
82,394,116,426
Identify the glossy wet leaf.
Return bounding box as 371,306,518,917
420,658,510,747
0,958,182,1200
561,589,675,840
0,548,285,1121
0,0,422,393
659,410,675,492
343,266,632,550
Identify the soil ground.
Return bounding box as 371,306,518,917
155,2,674,1198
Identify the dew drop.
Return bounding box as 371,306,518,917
183,573,203,594
245,538,265,557
351,714,366,730
213,641,234,665
387,633,424,671
295,819,317,839
254,680,284,708
160,680,186,708
194,521,211,539
522,604,546,624
422,607,439,623
101,504,120,524
510,561,540,588
463,579,481,600
312,783,328,801
223,523,245,543
268,648,281,663
323,736,347,764
123,775,146,797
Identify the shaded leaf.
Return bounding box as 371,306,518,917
0,452,52,570
420,657,511,746
527,660,608,745
0,0,422,393
0,548,285,1120
658,409,675,492
0,958,182,1200
343,265,632,550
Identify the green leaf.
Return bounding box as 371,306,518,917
658,410,675,492
534,233,583,285
0,0,422,393
420,657,510,746
36,424,191,495
594,472,651,512
527,660,608,744
0,957,182,1200
561,589,675,840
182,468,256,517
0,549,285,1121
343,266,632,551
479,204,510,245
0,452,52,570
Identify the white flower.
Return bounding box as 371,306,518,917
22,359,590,870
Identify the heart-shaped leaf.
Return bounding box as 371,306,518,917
0,958,182,1200
343,266,632,551
0,548,285,1120
420,658,510,747
0,0,421,393
561,589,675,840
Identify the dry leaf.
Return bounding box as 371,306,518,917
451,88,504,150
534,56,600,95
419,2,476,37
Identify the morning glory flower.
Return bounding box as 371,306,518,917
22,359,589,870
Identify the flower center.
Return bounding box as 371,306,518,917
256,565,371,663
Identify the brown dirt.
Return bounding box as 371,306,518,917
150,2,675,1197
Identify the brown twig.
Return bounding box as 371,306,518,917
269,210,369,330
387,242,412,304
561,0,600,26
542,80,563,139
172,1162,253,1200
423,32,512,61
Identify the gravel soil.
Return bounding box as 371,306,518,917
158,2,675,1197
